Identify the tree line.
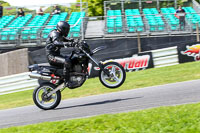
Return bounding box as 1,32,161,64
0,0,194,17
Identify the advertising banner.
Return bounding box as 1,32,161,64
178,42,200,63
89,51,154,77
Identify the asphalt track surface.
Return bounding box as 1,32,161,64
0,79,200,128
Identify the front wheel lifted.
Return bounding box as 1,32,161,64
33,83,61,110
99,62,126,88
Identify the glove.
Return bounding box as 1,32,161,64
70,41,76,47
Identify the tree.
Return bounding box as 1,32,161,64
0,0,10,6
0,0,34,16
77,0,106,16
0,0,16,16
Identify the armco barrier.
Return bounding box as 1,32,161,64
151,46,179,67
0,72,38,95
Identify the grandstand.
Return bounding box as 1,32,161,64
0,0,200,45
42,13,68,40
104,7,199,35
68,12,86,38
106,10,123,33
0,11,85,44
125,9,144,32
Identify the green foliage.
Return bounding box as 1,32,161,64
0,1,34,16
160,1,175,8
77,0,106,16
1,102,200,132
0,1,9,6
0,1,15,16
3,7,17,16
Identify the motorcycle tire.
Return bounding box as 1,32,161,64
99,62,126,88
33,83,61,110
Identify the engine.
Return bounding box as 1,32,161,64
70,76,83,83
68,75,86,89
73,64,82,73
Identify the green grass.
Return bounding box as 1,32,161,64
1,102,200,132
0,61,200,110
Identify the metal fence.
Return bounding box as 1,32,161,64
193,0,200,13
1,13,200,45
0,23,86,45
101,13,200,37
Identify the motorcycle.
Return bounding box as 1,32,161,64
28,40,126,110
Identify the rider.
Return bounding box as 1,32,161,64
45,21,76,87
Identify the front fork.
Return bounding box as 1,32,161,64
98,63,111,77
83,49,111,77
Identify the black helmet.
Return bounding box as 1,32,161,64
56,21,70,37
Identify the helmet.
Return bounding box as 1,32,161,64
56,21,70,37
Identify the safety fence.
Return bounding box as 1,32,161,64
152,46,179,67
84,12,200,39
104,13,200,34
1,12,200,45
0,12,87,45
0,72,38,95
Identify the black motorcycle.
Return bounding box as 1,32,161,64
28,40,126,110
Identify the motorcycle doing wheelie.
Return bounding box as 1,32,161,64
29,40,126,110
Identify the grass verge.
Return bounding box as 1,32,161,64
0,61,200,110
1,102,200,132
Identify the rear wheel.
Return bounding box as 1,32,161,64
33,83,61,110
99,62,126,88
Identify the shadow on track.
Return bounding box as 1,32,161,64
54,96,143,110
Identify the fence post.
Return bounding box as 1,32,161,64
80,0,84,40
196,23,199,41
137,31,141,53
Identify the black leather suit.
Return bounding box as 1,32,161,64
45,29,74,81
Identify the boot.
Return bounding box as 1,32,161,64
63,66,69,87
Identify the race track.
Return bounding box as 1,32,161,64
0,79,200,128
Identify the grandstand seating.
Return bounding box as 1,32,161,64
143,8,165,31
0,11,85,42
42,12,68,39
1,6,200,42
1,14,32,41
0,15,15,29
21,13,50,40
161,7,179,31
125,9,144,32
161,7,200,30
106,10,123,33
68,12,85,37
183,7,200,30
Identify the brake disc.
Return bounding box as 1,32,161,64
106,71,120,82
41,92,52,102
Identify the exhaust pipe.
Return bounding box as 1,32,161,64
29,72,51,81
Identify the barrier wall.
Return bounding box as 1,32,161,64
28,35,197,64
0,35,198,77
178,42,200,63
0,48,29,77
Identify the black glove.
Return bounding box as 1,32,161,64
63,36,74,42
70,41,76,47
